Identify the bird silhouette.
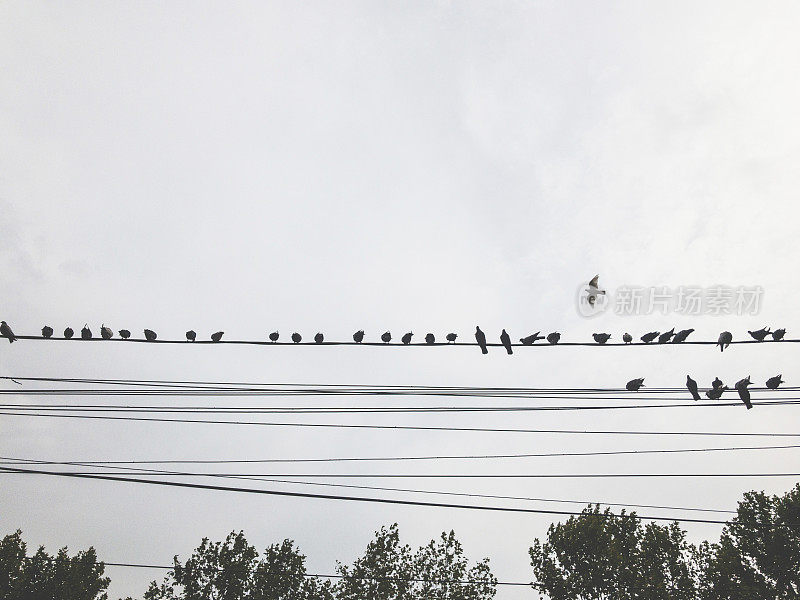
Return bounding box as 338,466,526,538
546,332,561,345
144,329,157,341
401,332,413,345
772,328,786,341
425,333,435,345
766,375,784,390
626,378,645,391
593,333,611,345
735,376,753,409
622,333,632,344
81,325,92,340
748,327,771,342
101,325,113,340
706,386,727,400
586,275,606,306
119,329,131,339
381,332,391,344
657,328,675,344
0,321,15,343
269,332,279,343
672,328,695,343
291,332,302,343
640,331,659,344
64,327,74,339
211,331,224,342
500,329,513,354
185,330,196,342
314,333,324,344
717,331,732,352
475,326,488,354
446,333,457,343
712,377,725,390
520,332,545,345
353,330,365,343
41,326,53,339
686,375,700,400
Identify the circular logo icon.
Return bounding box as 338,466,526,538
576,284,609,317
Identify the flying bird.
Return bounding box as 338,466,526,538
0,321,15,343
717,331,732,352
119,329,131,339
269,332,279,343
211,331,224,342
520,332,545,345
314,333,324,344
622,333,632,344
41,326,53,339
735,376,753,409
446,333,457,343
626,378,645,391
748,327,771,342
586,275,606,306
500,329,513,354
81,325,92,340
64,327,74,339
291,332,302,343
593,333,611,345
425,333,435,345
672,328,694,343
475,326,488,354
381,332,391,344
353,330,365,343
186,330,196,342
144,329,157,341
640,331,659,344
772,328,786,341
686,375,701,400
766,375,784,390
546,332,560,345
101,325,113,340
401,332,413,345
657,328,675,344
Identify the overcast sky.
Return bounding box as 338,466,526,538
2,2,800,598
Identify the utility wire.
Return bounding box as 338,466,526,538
3,471,797,478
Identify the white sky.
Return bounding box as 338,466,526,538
2,2,800,598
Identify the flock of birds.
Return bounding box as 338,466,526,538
624,374,785,410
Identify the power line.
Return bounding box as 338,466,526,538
4,471,798,478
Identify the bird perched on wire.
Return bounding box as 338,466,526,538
546,332,560,345
520,332,545,345
657,328,675,344
686,375,700,400
735,376,753,409
81,325,92,340
144,329,157,341
748,327,771,342
101,325,113,340
712,377,724,390
622,333,632,344
314,333,324,344
475,326,488,354
500,329,512,354
401,332,413,345
41,326,53,339
706,385,727,400
425,333,435,345
772,328,786,341
269,332,279,343
626,378,645,391
446,333,457,343
640,331,659,344
717,331,732,352
185,330,196,342
593,333,611,345
211,331,224,342
64,327,74,339
381,332,391,344
119,329,131,340
672,328,694,343
586,275,606,306
766,375,784,389
291,332,302,343
353,330,365,344
0,321,16,343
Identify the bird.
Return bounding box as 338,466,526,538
401,332,413,345
626,378,645,391
475,326,488,354
520,332,545,345
622,333,632,344
41,326,53,339
81,325,92,340
119,329,131,339
500,329,513,354
353,330,365,344
425,333,435,345
0,321,16,343
772,328,786,341
446,333,457,343
706,386,727,400
101,325,113,340
593,333,611,345
381,332,391,344
686,375,700,400
546,332,561,345
144,329,157,341
640,331,659,344
211,331,224,342
586,275,606,306
748,327,771,342
735,376,753,410
269,332,279,343
314,333,324,344
291,332,302,343
185,330,196,342
672,328,694,343
657,328,675,344
712,377,725,390
64,327,74,339
766,375,784,390
717,331,732,352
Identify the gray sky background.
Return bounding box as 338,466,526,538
2,2,800,598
